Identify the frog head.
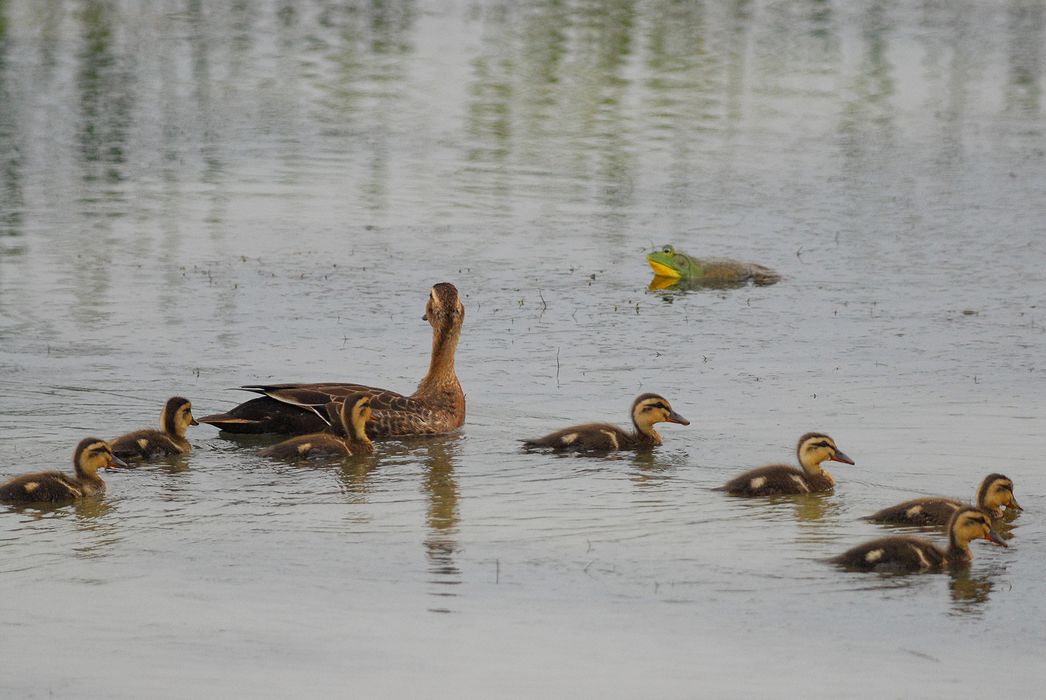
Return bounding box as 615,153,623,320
646,245,688,279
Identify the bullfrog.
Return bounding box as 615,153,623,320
646,245,780,288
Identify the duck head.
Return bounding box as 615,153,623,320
162,396,199,439
74,438,127,477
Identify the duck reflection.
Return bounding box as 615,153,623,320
792,492,841,524
948,568,995,614
335,455,378,505
417,435,463,612
4,497,119,558
628,450,675,489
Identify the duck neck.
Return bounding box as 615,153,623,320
347,421,374,453
415,320,461,397
74,464,104,489
946,531,972,563
798,450,825,478
632,416,662,446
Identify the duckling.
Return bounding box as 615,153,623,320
0,438,127,504
719,432,854,496
832,506,1007,572
260,394,375,459
866,473,1022,526
111,396,199,460
521,393,689,451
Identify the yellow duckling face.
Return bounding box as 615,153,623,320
797,433,853,471
75,438,128,475
341,394,374,443
162,396,199,437
631,394,690,431
950,507,1007,548
422,283,464,327
977,474,1022,516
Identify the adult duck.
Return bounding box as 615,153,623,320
200,283,465,437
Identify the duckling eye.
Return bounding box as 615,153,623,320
818,441,831,448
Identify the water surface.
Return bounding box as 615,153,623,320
1,2,1045,697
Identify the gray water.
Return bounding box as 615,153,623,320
1,1,1045,697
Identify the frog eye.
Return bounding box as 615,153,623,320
662,245,673,255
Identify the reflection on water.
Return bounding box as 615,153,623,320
792,492,839,527
335,456,376,504
1,1,1045,695
419,436,462,613
948,567,994,615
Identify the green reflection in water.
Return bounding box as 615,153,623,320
0,0,24,242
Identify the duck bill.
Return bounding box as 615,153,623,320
986,528,1008,547
830,450,855,465
190,418,200,426
108,455,129,469
1007,497,1023,512
667,410,690,426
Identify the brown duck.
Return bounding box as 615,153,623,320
832,506,1007,572
0,438,127,504
260,394,375,459
522,393,689,451
719,432,854,496
111,396,199,460
199,283,465,437
866,473,1022,526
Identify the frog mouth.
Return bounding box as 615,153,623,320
647,258,682,279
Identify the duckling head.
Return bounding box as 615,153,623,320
796,432,853,475
162,396,199,438
422,283,465,330
74,438,128,477
948,506,1007,559
976,473,1021,517
631,393,689,443
340,393,374,446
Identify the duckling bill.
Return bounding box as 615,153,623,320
260,394,375,459
0,438,126,504
522,393,689,452
833,506,1007,573
719,433,853,495
866,473,1021,526
111,396,198,460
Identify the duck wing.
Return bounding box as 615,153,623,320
200,384,442,437
865,497,963,526
0,471,83,503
